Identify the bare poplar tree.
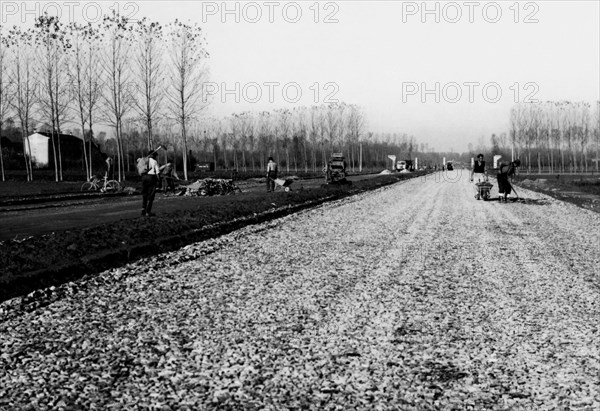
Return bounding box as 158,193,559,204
66,21,102,181
527,103,542,173
555,101,568,172
133,18,165,150
34,14,70,181
325,103,338,155
227,114,241,170
337,102,347,154
100,12,134,182
198,121,212,163
308,107,319,171
257,111,273,170
32,18,57,171
7,27,37,181
560,102,576,172
275,108,292,172
166,20,208,181
293,107,309,173
208,118,223,168
347,104,366,172
578,102,591,172
84,23,103,178
240,112,256,171
233,112,254,172
0,29,12,181
308,106,322,171
548,103,561,173
317,105,328,166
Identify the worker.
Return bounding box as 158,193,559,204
266,157,278,192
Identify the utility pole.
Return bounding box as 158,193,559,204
511,140,514,162
359,143,362,172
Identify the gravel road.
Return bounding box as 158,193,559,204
1,171,599,410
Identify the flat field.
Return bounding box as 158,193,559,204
512,173,600,212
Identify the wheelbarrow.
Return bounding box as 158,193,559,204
273,178,294,192
475,179,493,200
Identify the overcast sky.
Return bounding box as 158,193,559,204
2,0,599,152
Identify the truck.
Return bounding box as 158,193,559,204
396,159,413,172
325,153,349,184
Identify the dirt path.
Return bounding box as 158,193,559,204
1,171,598,409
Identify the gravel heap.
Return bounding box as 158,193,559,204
1,172,599,410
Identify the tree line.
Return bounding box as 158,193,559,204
0,12,435,181
94,103,440,175
506,101,600,173
0,12,206,182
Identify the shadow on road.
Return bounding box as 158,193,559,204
508,198,551,206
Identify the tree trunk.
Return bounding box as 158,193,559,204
80,121,90,181
0,137,4,181
56,114,64,182
182,122,188,181
50,128,59,183
286,148,290,173
22,134,33,181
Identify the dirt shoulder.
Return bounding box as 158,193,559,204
512,174,600,213
0,172,427,302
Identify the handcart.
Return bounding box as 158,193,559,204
273,178,293,192
475,179,493,200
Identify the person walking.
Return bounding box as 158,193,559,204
266,157,278,192
105,155,114,180
471,153,487,198
141,151,160,216
470,154,486,182
159,162,177,193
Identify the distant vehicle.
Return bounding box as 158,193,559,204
396,159,413,171
446,162,454,171
325,153,348,184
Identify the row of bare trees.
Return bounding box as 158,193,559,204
97,102,430,175
0,12,207,182
509,101,600,173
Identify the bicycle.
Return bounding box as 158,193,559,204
81,175,122,193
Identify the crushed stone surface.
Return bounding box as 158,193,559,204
1,171,599,410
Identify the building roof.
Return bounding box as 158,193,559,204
31,131,83,141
